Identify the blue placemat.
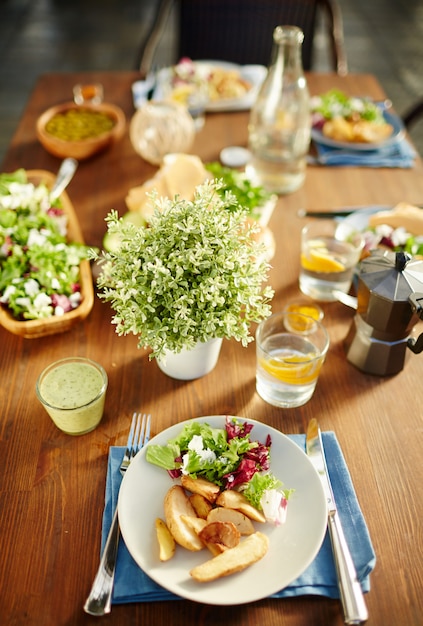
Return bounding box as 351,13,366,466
101,433,376,604
313,137,416,168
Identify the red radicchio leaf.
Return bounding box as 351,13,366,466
167,468,181,479
244,438,271,471
51,294,73,312
223,458,258,489
225,415,254,440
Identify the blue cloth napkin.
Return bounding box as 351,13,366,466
102,433,376,604
313,137,417,168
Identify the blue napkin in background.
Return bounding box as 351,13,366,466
313,137,417,168
102,433,376,604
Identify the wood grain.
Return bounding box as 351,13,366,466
0,71,422,626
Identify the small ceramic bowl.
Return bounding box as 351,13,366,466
36,101,126,160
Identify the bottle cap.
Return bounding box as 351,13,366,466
219,146,251,168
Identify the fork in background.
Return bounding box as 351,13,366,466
83,412,151,616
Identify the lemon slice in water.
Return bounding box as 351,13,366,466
301,248,346,273
260,353,323,385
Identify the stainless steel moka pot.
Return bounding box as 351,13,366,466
344,249,423,375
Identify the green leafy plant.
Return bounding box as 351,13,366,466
205,161,272,219
91,179,274,359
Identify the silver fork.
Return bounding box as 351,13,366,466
83,412,151,616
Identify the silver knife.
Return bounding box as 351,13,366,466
296,206,390,219
306,418,368,624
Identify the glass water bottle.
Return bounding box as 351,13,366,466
247,26,311,195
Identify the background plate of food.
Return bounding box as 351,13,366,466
311,89,405,151
118,415,327,606
153,59,267,112
335,202,423,257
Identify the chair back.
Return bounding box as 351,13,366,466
137,0,348,76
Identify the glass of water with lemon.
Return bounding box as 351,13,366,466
299,219,364,301
256,311,329,408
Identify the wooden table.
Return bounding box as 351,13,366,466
1,72,422,626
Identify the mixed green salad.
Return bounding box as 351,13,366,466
146,416,293,526
362,224,423,257
310,88,387,127
0,169,92,321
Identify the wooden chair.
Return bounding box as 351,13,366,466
136,0,348,77
402,98,423,129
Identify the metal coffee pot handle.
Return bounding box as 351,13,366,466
407,293,423,354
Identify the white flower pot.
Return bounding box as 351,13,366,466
156,338,223,380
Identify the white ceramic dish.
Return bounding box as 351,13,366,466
311,110,405,151
118,415,327,606
335,205,391,239
152,61,267,112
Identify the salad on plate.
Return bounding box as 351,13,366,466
337,202,423,258
146,416,294,581
146,416,294,526
311,89,395,145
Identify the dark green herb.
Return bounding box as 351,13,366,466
205,162,272,219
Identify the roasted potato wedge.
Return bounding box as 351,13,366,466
180,514,207,535
189,493,213,519
164,485,204,551
198,521,240,549
181,515,225,556
155,518,176,562
203,542,226,557
189,532,269,582
181,475,221,503
207,507,255,535
216,490,266,523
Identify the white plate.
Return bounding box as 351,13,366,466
335,205,392,239
153,61,267,112
118,415,327,606
311,110,405,151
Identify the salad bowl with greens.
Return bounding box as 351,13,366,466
0,169,94,338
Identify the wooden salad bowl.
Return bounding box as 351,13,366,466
0,170,94,338
36,101,126,160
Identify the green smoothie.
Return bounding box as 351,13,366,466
37,358,108,435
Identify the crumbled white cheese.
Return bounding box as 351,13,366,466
181,435,217,474
24,278,40,297
27,227,47,247
260,489,288,526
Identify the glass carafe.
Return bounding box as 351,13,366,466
247,26,311,195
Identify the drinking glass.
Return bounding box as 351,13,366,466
299,219,364,302
256,311,329,408
73,83,104,105
36,357,108,435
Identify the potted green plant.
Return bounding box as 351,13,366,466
91,179,274,379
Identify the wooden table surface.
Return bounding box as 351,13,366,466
1,71,422,626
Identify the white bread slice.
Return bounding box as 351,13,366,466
125,153,210,221
161,153,210,199
125,175,168,221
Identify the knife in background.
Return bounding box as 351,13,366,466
297,206,390,219
306,419,368,624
